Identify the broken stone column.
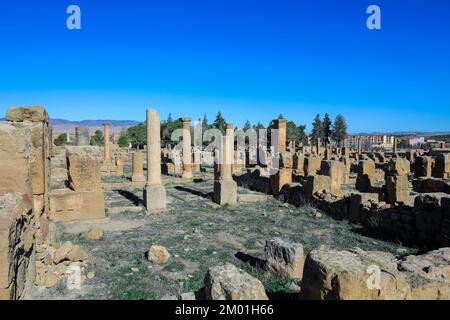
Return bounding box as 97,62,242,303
320,160,344,196
393,137,398,154
132,151,145,183
270,151,293,196
433,154,450,179
304,155,322,177
385,158,409,204
264,238,304,280
115,157,124,176
340,156,351,184
273,118,287,153
75,126,89,146
103,122,110,161
316,138,321,155
180,117,193,180
214,133,237,205
356,159,376,192
357,137,362,155
293,152,305,176
414,156,433,178
144,109,167,212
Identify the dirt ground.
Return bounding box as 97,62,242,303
29,168,418,300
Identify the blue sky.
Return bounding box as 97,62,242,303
0,0,449,132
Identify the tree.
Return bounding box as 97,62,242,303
286,121,307,145
90,130,104,147
311,114,323,144
118,134,129,148
322,113,332,142
332,114,348,146
202,113,208,131
213,111,227,134
161,118,183,146
54,133,68,146
243,120,252,131
127,123,146,149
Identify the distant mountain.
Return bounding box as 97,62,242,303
50,119,142,126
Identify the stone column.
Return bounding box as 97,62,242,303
274,119,287,153
357,137,362,155
132,151,145,183
115,157,124,176
75,126,90,146
393,137,398,154
103,123,111,161
180,117,193,180
316,138,321,156
144,109,166,212
214,127,237,205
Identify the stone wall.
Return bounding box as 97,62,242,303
0,106,51,299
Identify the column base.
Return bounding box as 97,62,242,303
144,184,167,213
213,179,237,205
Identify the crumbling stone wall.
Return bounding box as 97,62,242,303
0,106,51,300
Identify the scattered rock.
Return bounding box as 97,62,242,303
53,241,73,264
45,273,59,288
204,263,268,300
66,245,88,262
264,238,305,280
86,228,104,240
87,272,95,280
148,245,171,264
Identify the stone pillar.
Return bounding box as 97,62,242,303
75,126,89,146
316,138,321,155
132,151,145,183
103,123,111,161
214,131,237,205
274,119,287,153
180,117,193,180
115,158,124,176
357,137,362,155
386,158,409,204
144,109,166,212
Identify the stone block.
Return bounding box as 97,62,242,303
50,190,105,222
214,180,237,205
144,184,167,212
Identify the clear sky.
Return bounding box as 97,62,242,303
0,0,449,133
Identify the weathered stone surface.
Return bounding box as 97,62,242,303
305,175,331,199
67,148,102,191
301,246,411,300
6,106,49,123
53,241,73,264
50,189,105,222
86,228,104,240
387,158,410,176
415,156,433,178
148,245,171,264
214,180,238,205
269,168,292,196
386,175,409,204
264,238,304,279
320,160,344,196
205,263,268,300
399,248,450,299
414,194,445,242
304,156,322,177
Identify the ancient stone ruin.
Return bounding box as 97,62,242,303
0,107,449,300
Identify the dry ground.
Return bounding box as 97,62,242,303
30,168,418,300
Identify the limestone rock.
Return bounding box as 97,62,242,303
204,263,268,300
6,106,49,123
66,245,88,262
148,245,171,264
86,228,104,240
264,238,304,280
301,246,411,300
53,241,73,264
399,248,450,299
45,273,59,288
